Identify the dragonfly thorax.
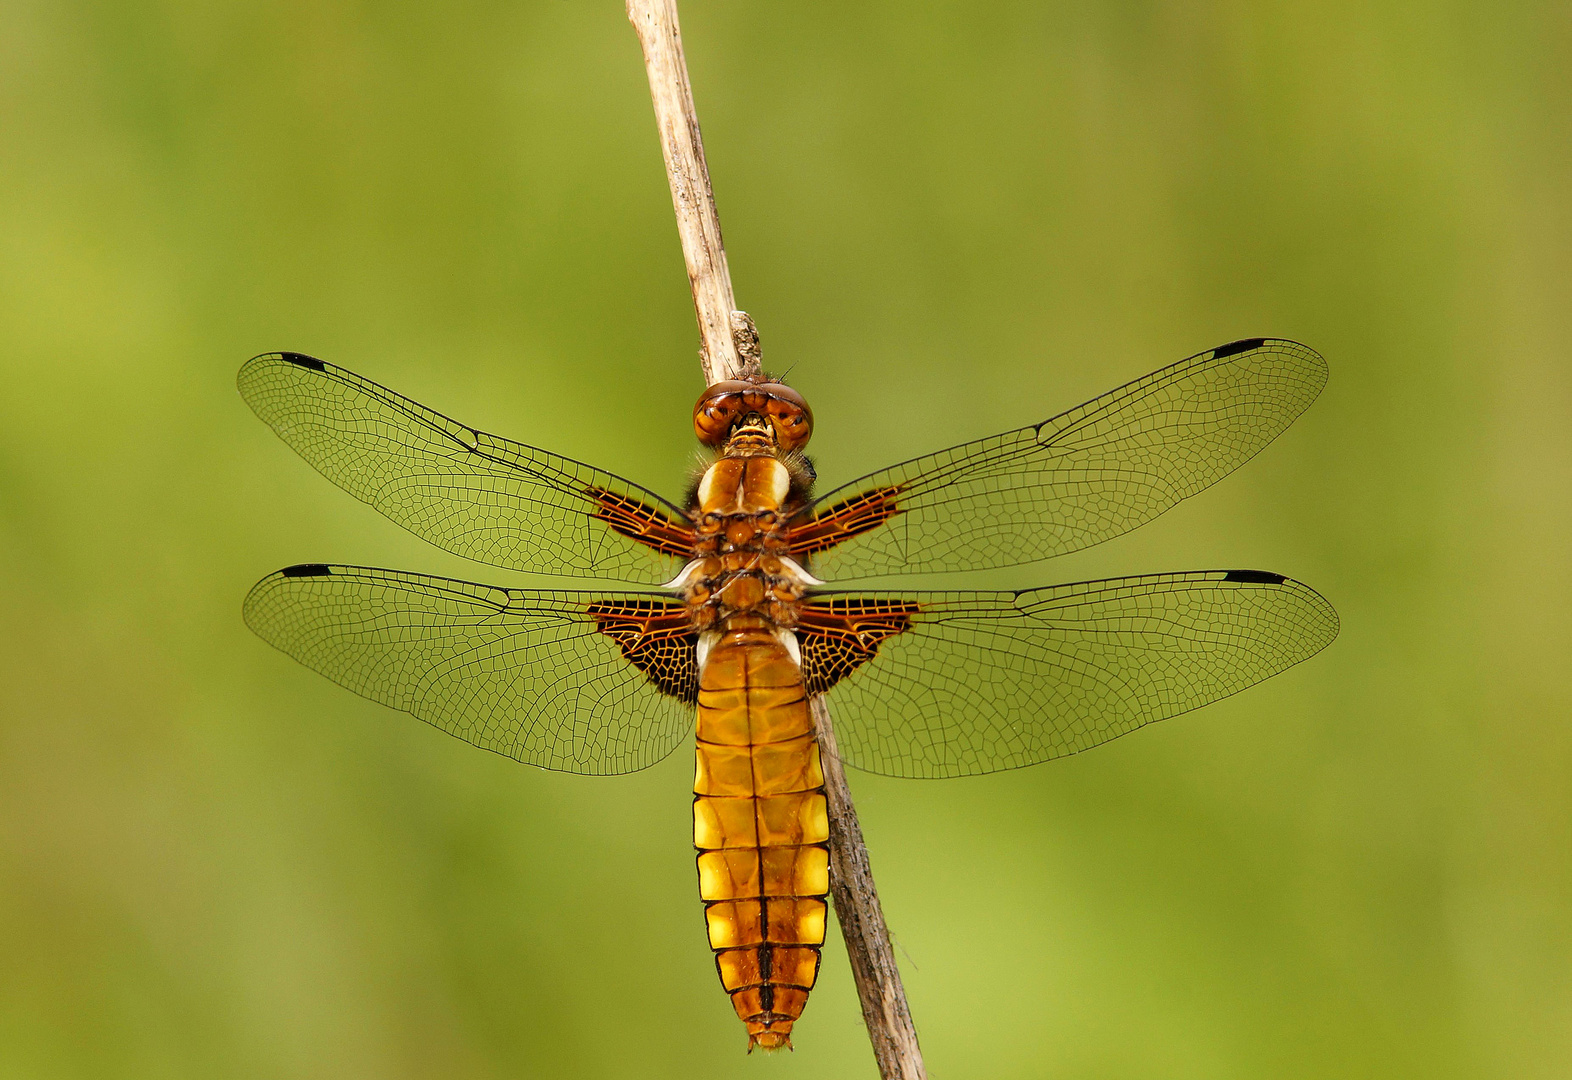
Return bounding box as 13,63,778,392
674,456,820,631
696,456,790,516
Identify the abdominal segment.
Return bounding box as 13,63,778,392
692,621,830,1051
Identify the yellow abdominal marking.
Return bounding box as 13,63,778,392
686,440,827,1050
692,623,830,1050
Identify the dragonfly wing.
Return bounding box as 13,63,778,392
791,339,1326,579
243,564,697,775
798,570,1338,778
238,354,694,583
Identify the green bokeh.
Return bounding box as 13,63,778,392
3,2,1568,1077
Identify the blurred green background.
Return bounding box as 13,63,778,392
2,1,1568,1077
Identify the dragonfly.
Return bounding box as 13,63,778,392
239,337,1337,1050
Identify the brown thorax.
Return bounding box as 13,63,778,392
675,380,821,636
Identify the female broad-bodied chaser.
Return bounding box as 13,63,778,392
239,338,1337,1049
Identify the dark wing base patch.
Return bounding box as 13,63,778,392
798,598,921,695
588,488,697,560
787,486,904,560
588,599,700,703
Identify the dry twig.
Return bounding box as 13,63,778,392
811,698,927,1077
625,0,750,384
625,2,926,1076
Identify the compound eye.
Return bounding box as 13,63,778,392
772,412,813,451
692,381,756,445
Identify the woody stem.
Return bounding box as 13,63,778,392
625,0,756,384
625,3,926,1077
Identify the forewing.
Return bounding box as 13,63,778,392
800,570,1338,778
792,339,1326,579
238,353,694,583
243,564,697,775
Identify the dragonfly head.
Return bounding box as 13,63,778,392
693,377,813,452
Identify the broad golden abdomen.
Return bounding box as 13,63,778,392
693,621,829,1051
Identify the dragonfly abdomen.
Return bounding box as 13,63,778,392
692,617,829,1051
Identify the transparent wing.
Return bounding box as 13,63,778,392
243,563,697,775
800,570,1338,778
791,339,1326,579
238,354,694,583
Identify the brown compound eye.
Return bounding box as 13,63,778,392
693,380,751,446
759,382,813,451
691,378,814,449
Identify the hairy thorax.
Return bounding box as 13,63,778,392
673,434,819,638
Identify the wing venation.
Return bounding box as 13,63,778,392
243,564,695,774
238,354,694,582
801,570,1338,778
791,339,1326,579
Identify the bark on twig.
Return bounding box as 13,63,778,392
811,699,927,1079
625,0,754,384
626,3,926,1076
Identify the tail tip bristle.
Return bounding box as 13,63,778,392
747,1025,795,1053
